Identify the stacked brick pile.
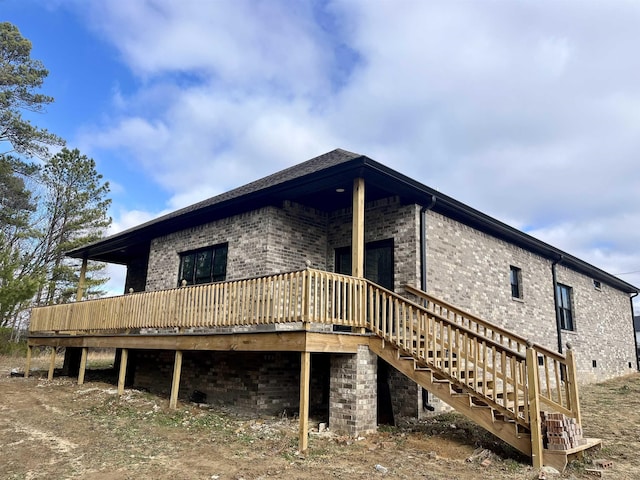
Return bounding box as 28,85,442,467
541,411,587,450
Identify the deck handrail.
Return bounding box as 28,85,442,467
29,267,580,431
403,284,579,422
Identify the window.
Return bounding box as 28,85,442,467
556,283,574,331
593,279,602,290
178,244,228,286
510,266,523,299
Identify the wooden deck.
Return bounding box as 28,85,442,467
27,267,591,470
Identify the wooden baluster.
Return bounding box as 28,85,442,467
501,350,508,409
543,354,551,400
482,340,488,398
553,359,562,405
447,324,453,376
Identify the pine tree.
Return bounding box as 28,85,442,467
0,156,43,327
37,148,112,305
0,22,63,159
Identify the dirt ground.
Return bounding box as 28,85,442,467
1,352,639,480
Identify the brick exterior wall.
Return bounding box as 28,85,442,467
387,366,419,419
144,197,419,294
327,197,420,291
132,350,329,416
329,345,377,435
555,264,636,382
145,203,328,292
424,209,635,382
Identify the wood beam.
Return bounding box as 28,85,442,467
47,348,56,381
78,347,88,385
351,177,365,279
76,257,88,302
169,350,183,409
117,348,129,396
298,351,311,453
27,331,366,353
25,345,32,378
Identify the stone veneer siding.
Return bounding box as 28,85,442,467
425,209,635,382
329,345,377,435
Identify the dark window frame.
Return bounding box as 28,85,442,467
178,243,228,287
556,283,575,331
510,265,523,299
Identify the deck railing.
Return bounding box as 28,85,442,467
29,267,580,432
29,269,370,333
404,284,580,423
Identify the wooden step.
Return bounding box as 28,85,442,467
368,336,533,457
543,438,602,473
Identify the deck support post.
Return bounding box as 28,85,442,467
526,342,543,469
25,345,33,378
76,257,88,302
298,351,311,453
117,348,129,396
47,347,56,381
565,343,582,426
78,347,88,385
169,350,183,409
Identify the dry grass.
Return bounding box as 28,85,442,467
0,353,639,479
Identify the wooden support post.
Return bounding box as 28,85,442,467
76,257,88,302
298,351,311,453
351,177,365,279
565,343,582,426
169,350,183,409
117,348,129,396
78,347,88,385
25,345,33,378
352,177,366,333
526,342,543,469
47,348,56,381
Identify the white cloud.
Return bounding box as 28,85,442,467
68,0,640,303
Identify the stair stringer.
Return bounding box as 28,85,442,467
369,336,533,456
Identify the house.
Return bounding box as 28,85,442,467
27,149,638,470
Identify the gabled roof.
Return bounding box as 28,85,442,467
68,148,638,294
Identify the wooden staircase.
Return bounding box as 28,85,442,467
362,282,601,470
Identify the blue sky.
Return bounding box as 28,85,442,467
4,0,640,306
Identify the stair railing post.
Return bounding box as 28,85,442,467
526,340,543,469
303,264,311,330
565,342,582,426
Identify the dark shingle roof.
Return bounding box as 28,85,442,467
66,148,365,261
120,148,362,236
67,147,638,294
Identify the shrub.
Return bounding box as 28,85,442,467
0,327,28,356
